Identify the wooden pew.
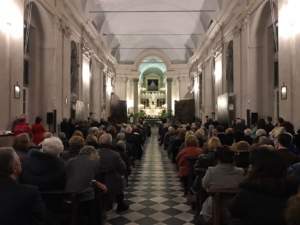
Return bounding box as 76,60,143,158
208,188,239,225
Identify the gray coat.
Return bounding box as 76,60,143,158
65,155,100,201
98,146,126,198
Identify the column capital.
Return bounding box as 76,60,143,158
133,78,139,83
167,78,173,83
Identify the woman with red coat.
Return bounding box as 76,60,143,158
13,116,31,136
31,117,46,145
176,134,203,194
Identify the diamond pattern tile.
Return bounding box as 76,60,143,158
105,129,193,225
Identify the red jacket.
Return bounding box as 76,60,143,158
13,122,31,136
176,147,202,177
31,123,45,145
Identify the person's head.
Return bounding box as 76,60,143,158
88,127,99,137
244,128,252,137
278,117,285,125
13,133,31,152
195,129,205,148
41,137,64,157
225,128,234,135
215,146,234,164
256,129,267,138
185,135,199,147
249,146,286,179
234,141,250,152
85,134,98,148
0,148,22,179
69,136,85,152
116,132,126,141
125,126,132,134
207,136,222,152
44,132,53,139
79,145,99,160
258,136,274,146
99,133,113,145
72,130,84,138
285,194,300,225
276,133,293,149
35,116,42,124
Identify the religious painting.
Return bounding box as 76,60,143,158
147,79,159,91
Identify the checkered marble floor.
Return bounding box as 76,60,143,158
106,129,195,225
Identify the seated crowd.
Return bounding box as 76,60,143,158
159,117,300,225
0,116,150,225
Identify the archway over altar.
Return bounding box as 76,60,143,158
138,57,167,117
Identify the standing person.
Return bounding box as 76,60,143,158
13,116,31,136
31,117,46,145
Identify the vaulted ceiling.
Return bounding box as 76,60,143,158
78,0,223,64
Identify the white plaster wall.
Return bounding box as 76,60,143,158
278,0,300,128
0,0,24,130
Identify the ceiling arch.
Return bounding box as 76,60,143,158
87,0,221,63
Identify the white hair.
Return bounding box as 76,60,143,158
99,133,112,145
256,129,267,137
41,137,64,156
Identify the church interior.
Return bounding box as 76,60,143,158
1,0,300,225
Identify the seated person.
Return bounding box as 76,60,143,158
65,146,107,225
21,137,65,191
65,145,107,198
0,147,45,225
200,146,245,223
97,133,128,212
276,133,300,167
233,141,251,169
176,135,202,194
230,146,298,225
285,192,300,225
62,135,85,161
13,133,34,164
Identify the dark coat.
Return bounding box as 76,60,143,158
230,178,298,225
65,155,100,201
97,145,126,198
21,150,65,191
0,177,45,225
277,148,300,167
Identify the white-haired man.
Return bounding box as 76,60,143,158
21,137,65,190
0,147,45,225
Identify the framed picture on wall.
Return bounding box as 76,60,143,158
147,79,159,91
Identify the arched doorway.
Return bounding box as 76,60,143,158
251,1,278,120
138,57,167,117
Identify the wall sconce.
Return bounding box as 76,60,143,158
14,83,21,99
281,84,287,100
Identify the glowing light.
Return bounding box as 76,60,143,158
0,1,23,39
214,54,222,83
82,57,91,85
127,100,134,108
217,95,228,111
280,0,300,39
193,76,199,94
106,77,112,96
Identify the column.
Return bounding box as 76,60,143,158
167,78,173,114
133,78,139,114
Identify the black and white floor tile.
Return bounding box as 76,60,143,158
106,130,195,225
